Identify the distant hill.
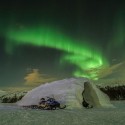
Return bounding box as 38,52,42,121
94,79,125,87
0,90,7,97
0,91,27,103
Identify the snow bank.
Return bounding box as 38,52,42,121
83,82,114,108
17,78,114,108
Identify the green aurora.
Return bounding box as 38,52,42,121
0,0,125,87
5,25,109,80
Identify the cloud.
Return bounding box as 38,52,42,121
84,62,124,79
97,62,123,78
95,62,125,78
24,69,56,86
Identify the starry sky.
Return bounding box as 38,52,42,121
0,0,125,87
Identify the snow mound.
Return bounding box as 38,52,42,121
17,78,114,108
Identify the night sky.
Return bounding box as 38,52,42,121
0,0,125,87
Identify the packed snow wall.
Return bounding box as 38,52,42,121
17,78,114,108
83,82,114,108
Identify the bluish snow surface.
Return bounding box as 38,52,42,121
0,101,125,125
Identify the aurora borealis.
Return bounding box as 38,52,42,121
0,0,125,86
5,25,108,80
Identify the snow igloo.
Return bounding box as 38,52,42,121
17,78,114,109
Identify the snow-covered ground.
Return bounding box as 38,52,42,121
0,90,7,97
0,78,125,125
0,101,125,125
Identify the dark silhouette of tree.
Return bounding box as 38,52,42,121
98,85,125,100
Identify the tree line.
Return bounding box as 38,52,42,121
98,85,125,100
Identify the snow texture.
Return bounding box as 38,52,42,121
0,101,125,125
17,78,114,108
0,90,7,97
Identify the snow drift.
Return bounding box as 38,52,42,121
17,78,114,108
